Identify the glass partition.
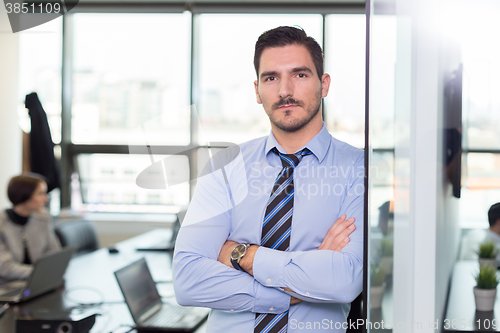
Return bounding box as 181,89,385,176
367,4,396,330
324,14,366,149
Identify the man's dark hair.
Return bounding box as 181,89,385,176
489,203,500,227
7,173,47,206
254,26,324,80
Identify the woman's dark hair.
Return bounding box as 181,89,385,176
7,173,47,206
254,26,324,80
489,203,500,227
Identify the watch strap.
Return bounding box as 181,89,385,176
231,259,243,271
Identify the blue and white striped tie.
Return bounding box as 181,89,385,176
254,147,312,333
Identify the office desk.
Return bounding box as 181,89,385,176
0,229,207,333
444,261,500,332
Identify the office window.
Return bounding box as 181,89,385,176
71,13,191,145
368,11,396,319
461,12,500,150
75,154,189,213
324,14,366,149
459,153,500,225
370,151,394,228
43,10,368,211
464,56,500,150
18,19,62,143
465,153,500,189
197,14,323,144
458,9,500,226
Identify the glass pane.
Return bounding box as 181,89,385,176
197,14,323,144
462,13,500,150
465,153,500,189
370,151,394,230
72,13,191,145
324,15,366,149
368,16,396,149
368,12,397,329
460,153,500,226
18,19,62,143
459,188,500,228
74,154,189,213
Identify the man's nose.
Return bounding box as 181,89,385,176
278,77,293,99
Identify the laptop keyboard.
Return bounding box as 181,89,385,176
0,287,22,297
145,305,193,326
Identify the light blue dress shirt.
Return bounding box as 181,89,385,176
173,123,364,332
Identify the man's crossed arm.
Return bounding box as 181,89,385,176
216,214,356,304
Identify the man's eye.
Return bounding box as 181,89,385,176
297,73,306,78
265,77,276,82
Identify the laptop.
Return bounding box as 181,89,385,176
0,247,75,303
135,211,182,252
114,258,209,332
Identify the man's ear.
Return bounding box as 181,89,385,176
321,73,331,98
254,80,262,104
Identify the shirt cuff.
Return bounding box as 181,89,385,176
253,281,290,314
253,246,289,288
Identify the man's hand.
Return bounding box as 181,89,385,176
217,240,238,268
283,287,303,305
217,241,258,275
318,214,356,251
285,216,355,304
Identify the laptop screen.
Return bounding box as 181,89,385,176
115,258,162,322
24,247,75,299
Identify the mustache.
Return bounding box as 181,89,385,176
272,98,304,110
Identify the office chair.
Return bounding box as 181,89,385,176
55,220,99,256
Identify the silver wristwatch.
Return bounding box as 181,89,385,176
230,243,250,271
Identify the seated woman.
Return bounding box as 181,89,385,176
0,173,61,284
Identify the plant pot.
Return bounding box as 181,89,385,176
380,256,393,274
370,284,385,309
478,258,497,269
474,287,497,311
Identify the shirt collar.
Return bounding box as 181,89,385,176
265,122,331,164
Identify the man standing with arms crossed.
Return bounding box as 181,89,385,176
173,26,364,332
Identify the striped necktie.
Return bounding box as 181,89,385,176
254,147,312,333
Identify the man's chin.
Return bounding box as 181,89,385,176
272,120,308,133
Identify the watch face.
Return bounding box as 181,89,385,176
231,244,247,261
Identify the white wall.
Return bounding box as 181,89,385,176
411,0,440,328
390,0,461,331
0,5,22,208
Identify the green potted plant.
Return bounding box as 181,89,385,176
476,241,498,269
474,264,499,311
370,263,386,309
379,238,393,274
